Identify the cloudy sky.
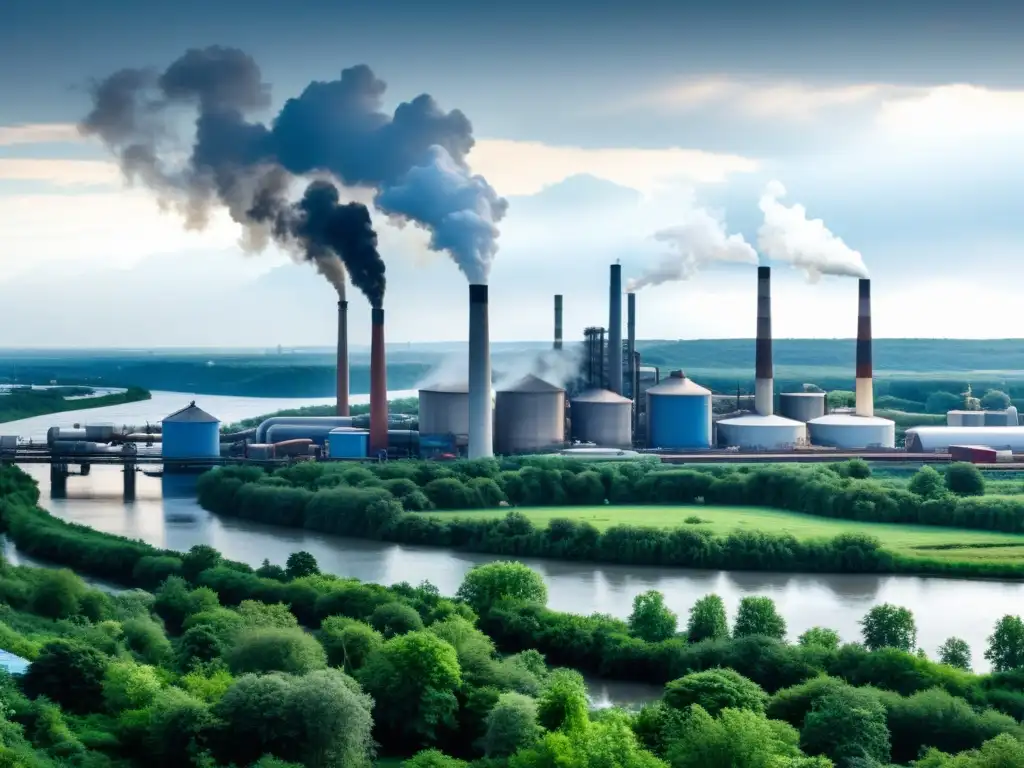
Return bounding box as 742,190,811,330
2,0,1023,347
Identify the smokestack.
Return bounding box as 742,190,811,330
856,278,874,417
755,266,773,416
469,284,493,458
627,291,636,396
554,295,563,350
336,300,349,416
609,263,623,394
369,308,388,454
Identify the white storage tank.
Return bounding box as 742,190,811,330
948,410,985,427
778,393,826,423
570,389,632,448
807,414,896,449
906,426,1024,452
494,374,566,454
716,414,807,450
646,371,712,449
418,383,470,439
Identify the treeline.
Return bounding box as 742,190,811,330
0,386,151,423
196,458,1024,578
2,465,1024,765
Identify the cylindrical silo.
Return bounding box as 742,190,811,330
778,393,827,423
494,374,566,454
570,389,632,448
806,414,896,449
418,383,470,439
645,370,712,449
161,402,221,459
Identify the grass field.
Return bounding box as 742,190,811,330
428,505,1024,564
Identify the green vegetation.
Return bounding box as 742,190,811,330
222,396,419,433
6,463,1024,764
0,386,150,424
195,457,1024,577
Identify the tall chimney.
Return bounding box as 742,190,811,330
468,284,493,458
754,266,774,416
554,294,563,350
336,300,349,416
369,308,388,454
608,263,623,394
627,291,636,397
856,278,874,417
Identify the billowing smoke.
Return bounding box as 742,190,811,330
626,208,757,292
758,180,868,282
416,346,582,391
79,46,506,302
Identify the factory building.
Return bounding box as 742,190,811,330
906,427,1024,453
646,371,712,450
161,402,220,459
494,374,566,454
569,389,632,448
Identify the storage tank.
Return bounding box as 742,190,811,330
84,423,114,442
494,374,566,454
645,370,712,450
806,414,896,449
161,402,221,459
328,428,369,458
906,426,1024,452
716,414,807,450
1008,406,1019,425
569,389,632,448
948,410,985,427
419,383,470,439
779,393,826,423
984,410,1014,426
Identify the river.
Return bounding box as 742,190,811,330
4,392,1023,690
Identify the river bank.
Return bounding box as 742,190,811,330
0,385,150,425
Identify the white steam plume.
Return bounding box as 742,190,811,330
626,208,757,292
758,180,868,281
415,346,583,391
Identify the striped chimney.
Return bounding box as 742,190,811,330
754,266,774,416
369,308,388,454
468,284,493,458
855,278,874,417
554,294,563,350
336,300,349,416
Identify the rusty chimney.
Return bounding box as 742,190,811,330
369,307,388,454
754,266,773,416
336,300,349,416
468,284,493,458
554,294,563,350
856,278,874,417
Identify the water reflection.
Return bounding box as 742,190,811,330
16,463,1024,672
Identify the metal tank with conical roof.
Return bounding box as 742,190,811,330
161,401,220,459
570,389,632,448
494,374,566,454
645,371,712,449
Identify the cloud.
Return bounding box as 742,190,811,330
0,158,120,187
873,84,1024,143
0,123,82,146
623,76,898,120
468,139,758,196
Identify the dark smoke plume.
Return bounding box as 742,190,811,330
80,46,507,299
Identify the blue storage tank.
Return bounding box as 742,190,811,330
161,401,221,459
645,371,712,449
328,428,369,458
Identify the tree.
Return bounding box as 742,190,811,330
226,627,327,675
23,640,107,714
122,617,173,665
798,627,841,651
627,590,678,643
357,630,462,743
236,600,299,629
286,551,320,579
320,616,383,673
177,625,225,669
938,637,972,671
827,390,855,409
146,687,216,768
30,568,86,619
181,544,222,582
914,734,1024,767
255,559,288,581
369,601,425,638
985,615,1024,672
946,463,986,496
859,603,916,652
102,659,162,712
909,466,945,498
663,669,768,716
284,669,374,768
510,709,664,768
926,391,962,414
800,688,891,766
687,594,729,643
456,561,548,614
536,668,590,734
402,750,470,767
981,389,1011,411
483,691,541,757
734,596,787,640
666,704,813,768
